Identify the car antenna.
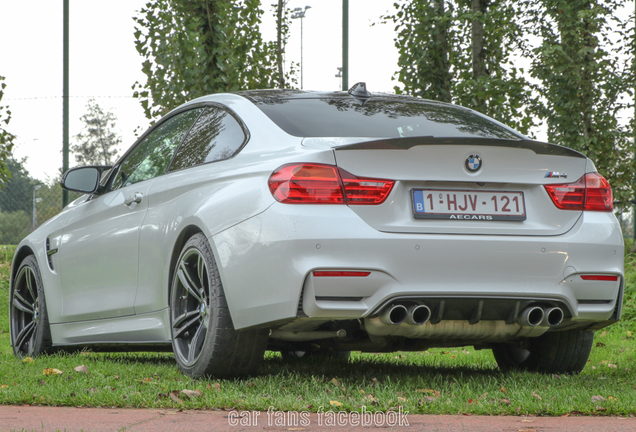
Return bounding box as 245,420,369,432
348,82,372,99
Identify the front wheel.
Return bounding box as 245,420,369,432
170,233,268,378
492,329,594,374
10,255,53,358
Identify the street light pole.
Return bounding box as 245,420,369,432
291,5,311,89
63,0,70,207
32,185,42,230
342,0,349,91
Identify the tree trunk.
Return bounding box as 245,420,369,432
432,0,451,102
276,0,285,89
471,0,487,111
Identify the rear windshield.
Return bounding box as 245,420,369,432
254,98,522,140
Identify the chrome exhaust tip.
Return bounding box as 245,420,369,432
542,307,564,327
517,306,544,327
379,304,408,325
406,304,431,325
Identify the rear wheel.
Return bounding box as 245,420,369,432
170,233,268,378
10,255,53,358
492,329,594,374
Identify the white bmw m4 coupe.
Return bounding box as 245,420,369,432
10,83,623,378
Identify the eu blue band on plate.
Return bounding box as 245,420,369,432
413,190,425,213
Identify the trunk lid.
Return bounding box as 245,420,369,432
325,136,588,236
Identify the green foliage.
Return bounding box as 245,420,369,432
71,100,121,166
133,0,280,119
621,253,636,324
0,156,36,214
271,1,298,89
0,335,635,414
525,0,635,211
452,1,537,134
0,155,81,244
389,0,454,102
387,1,535,134
0,210,30,245
0,76,16,188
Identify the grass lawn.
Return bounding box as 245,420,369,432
1,245,635,416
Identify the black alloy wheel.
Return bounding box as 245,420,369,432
170,233,267,378
10,255,52,357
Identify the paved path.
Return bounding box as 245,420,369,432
1,406,635,432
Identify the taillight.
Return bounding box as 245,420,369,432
268,164,343,204
544,172,612,212
268,163,394,205
338,168,394,204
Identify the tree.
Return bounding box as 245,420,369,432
133,0,280,119
388,1,454,102
0,156,36,214
274,0,287,89
526,0,635,211
272,1,297,89
0,156,38,244
0,75,16,188
387,1,535,134
71,100,121,166
453,0,536,134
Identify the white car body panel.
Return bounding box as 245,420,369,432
213,202,623,330
55,180,155,322
9,90,624,353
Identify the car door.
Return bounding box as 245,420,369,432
56,108,203,322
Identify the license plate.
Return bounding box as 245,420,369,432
412,189,526,221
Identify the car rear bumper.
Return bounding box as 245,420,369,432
211,204,623,331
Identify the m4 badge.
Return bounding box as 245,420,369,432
545,172,568,179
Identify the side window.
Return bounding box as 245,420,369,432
111,108,202,189
168,106,247,172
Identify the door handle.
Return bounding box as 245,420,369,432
124,192,143,206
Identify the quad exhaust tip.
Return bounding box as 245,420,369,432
379,304,563,328
517,306,545,327
379,304,409,325
542,307,564,327
406,305,431,325
517,306,564,327
380,304,431,326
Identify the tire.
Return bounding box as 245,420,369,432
492,330,594,374
169,233,268,378
10,255,53,358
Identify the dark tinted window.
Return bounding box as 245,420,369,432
111,108,202,189
169,107,246,171
255,98,522,140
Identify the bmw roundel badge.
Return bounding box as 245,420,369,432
465,154,482,173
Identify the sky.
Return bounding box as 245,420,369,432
0,1,632,182
0,0,398,182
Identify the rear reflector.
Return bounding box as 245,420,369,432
580,275,619,281
313,271,371,277
269,163,394,205
544,172,613,212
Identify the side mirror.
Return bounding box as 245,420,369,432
61,166,111,194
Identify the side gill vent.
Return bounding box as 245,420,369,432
46,238,57,271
